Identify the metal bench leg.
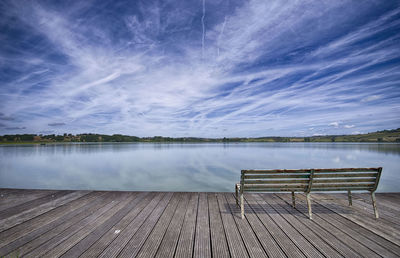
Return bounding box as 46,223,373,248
306,193,312,220
291,191,296,208
348,190,352,206
371,191,379,219
240,193,244,219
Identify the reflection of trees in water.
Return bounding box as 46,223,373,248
1,142,400,156
281,143,400,155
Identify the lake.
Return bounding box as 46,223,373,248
0,142,399,192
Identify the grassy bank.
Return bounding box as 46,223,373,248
1,128,399,144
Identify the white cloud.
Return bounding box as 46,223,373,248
329,122,339,128
361,95,382,102
344,124,355,128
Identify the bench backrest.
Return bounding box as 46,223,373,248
241,167,382,192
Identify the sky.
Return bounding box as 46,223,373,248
0,0,399,137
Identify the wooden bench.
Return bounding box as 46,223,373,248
235,167,382,219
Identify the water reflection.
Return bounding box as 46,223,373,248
0,143,399,192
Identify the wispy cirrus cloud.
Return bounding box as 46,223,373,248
361,95,382,102
0,113,14,121
0,0,399,137
5,126,26,130
48,122,66,126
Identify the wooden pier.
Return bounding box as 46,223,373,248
0,189,399,257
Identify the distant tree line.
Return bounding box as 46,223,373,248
1,128,399,143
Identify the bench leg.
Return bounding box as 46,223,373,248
306,193,312,220
240,193,244,219
348,190,352,206
291,191,296,208
371,191,379,219
235,184,239,207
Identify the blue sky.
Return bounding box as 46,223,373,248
0,0,399,137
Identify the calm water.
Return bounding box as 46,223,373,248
0,142,399,192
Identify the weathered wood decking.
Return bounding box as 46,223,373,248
0,189,399,257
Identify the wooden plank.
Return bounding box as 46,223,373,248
225,193,269,258
0,189,23,195
265,194,345,258
272,193,364,258
255,193,325,258
59,192,148,258
117,193,176,258
174,193,199,258
1,192,108,256
5,192,117,257
0,191,96,251
316,193,400,228
23,192,128,258
0,191,87,232
41,192,136,258
0,190,71,220
0,189,58,211
135,193,185,258
244,194,306,257
354,193,400,212
383,194,400,205
338,194,400,225
193,193,211,258
153,193,191,258
264,194,368,257
384,193,400,199
237,195,285,258
376,194,400,208
216,193,249,258
206,193,230,258
284,193,399,257
310,194,400,246
96,192,167,258
80,192,156,258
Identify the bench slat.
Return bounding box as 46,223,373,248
244,174,310,179
310,183,375,188
312,168,379,173
311,187,375,191
244,184,308,189
313,173,377,178
242,169,310,174
242,168,379,174
243,179,309,184
313,178,376,183
243,188,307,192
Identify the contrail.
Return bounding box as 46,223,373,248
201,0,206,59
217,16,227,58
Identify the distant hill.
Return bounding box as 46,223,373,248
1,128,399,143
